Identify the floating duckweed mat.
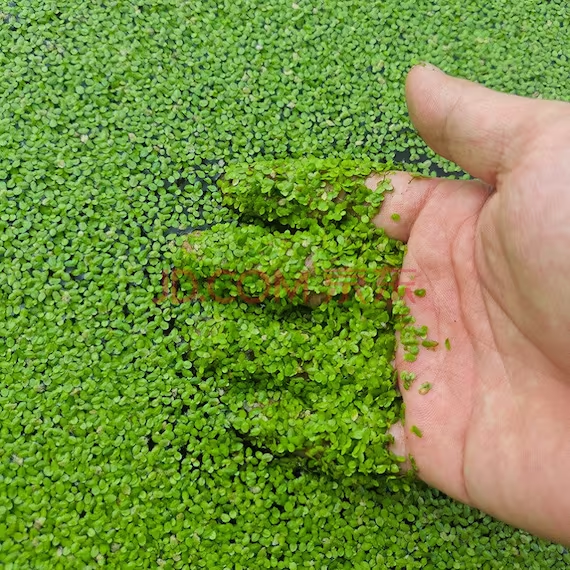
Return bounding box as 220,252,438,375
1,1,569,569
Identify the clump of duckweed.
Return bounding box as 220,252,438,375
1,0,569,568
176,158,408,482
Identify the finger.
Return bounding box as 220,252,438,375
387,420,412,472
180,225,401,308
180,225,321,306
405,63,570,185
219,157,395,229
368,172,442,242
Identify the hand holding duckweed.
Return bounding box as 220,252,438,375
383,64,570,545
175,159,412,483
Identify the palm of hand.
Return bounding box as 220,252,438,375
380,65,570,544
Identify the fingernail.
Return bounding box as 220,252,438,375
388,421,407,459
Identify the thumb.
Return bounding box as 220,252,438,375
406,63,569,185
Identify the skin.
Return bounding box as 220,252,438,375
373,64,570,545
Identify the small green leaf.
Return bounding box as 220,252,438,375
410,425,423,438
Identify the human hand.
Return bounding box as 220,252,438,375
380,64,570,545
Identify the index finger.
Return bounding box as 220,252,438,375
218,157,396,229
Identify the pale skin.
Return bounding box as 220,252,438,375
372,64,570,545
